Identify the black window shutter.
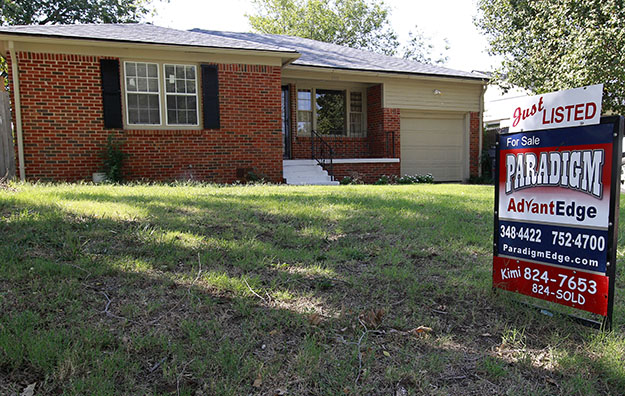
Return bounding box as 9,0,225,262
201,64,220,129
100,59,123,129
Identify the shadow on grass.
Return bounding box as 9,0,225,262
0,184,623,395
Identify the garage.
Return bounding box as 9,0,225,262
400,111,468,181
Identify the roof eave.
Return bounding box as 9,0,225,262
0,32,301,61
284,63,489,83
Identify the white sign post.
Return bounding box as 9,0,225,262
507,84,603,133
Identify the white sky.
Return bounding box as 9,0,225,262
150,0,499,73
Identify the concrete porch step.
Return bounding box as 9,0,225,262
283,159,339,185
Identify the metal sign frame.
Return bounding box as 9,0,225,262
493,116,623,330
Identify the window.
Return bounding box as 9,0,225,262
164,64,199,125
125,62,160,125
297,89,312,134
349,92,364,137
297,87,365,137
123,61,199,127
316,89,345,135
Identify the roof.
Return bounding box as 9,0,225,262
0,23,485,80
0,23,297,54
192,29,485,80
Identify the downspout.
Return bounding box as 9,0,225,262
8,41,25,181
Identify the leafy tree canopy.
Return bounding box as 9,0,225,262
247,0,449,63
476,0,625,114
0,0,154,25
403,27,449,65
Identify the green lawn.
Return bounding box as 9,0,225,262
0,182,624,395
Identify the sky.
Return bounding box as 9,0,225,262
150,0,500,73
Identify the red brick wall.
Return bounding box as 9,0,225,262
367,85,400,159
331,162,400,184
291,136,370,159
8,52,283,182
469,111,481,177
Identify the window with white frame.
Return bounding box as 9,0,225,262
297,88,365,137
297,89,313,135
349,92,364,137
164,64,199,125
123,61,199,127
125,62,161,125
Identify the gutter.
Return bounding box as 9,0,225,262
8,41,24,181
284,64,488,83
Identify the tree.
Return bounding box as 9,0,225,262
0,0,154,25
402,26,450,65
476,0,625,114
247,0,448,63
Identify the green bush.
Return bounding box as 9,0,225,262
339,176,354,185
374,174,395,185
101,135,127,182
395,173,434,184
339,173,364,185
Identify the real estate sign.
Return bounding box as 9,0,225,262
493,86,622,324
508,84,603,133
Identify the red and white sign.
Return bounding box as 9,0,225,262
493,257,609,316
508,84,603,133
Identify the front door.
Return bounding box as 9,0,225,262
281,85,291,159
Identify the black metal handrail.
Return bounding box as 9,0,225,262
310,129,334,180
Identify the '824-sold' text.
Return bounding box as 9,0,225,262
500,266,598,306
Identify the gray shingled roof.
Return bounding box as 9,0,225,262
0,23,484,80
192,29,484,80
0,23,297,53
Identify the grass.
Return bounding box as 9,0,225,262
0,182,624,395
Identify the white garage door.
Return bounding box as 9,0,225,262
400,112,467,181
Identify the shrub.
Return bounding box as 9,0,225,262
396,173,434,184
244,170,268,183
101,134,127,182
343,173,434,185
340,172,365,185
374,174,396,185
397,175,417,184
339,176,355,185
416,173,434,183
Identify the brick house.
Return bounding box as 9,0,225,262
0,24,487,184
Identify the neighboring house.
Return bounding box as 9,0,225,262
474,72,531,155
483,82,531,131
0,24,487,184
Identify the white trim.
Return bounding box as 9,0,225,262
320,158,399,164
9,41,25,181
162,63,200,127
296,88,313,135
348,90,365,137
283,65,487,85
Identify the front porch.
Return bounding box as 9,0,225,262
281,83,402,184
